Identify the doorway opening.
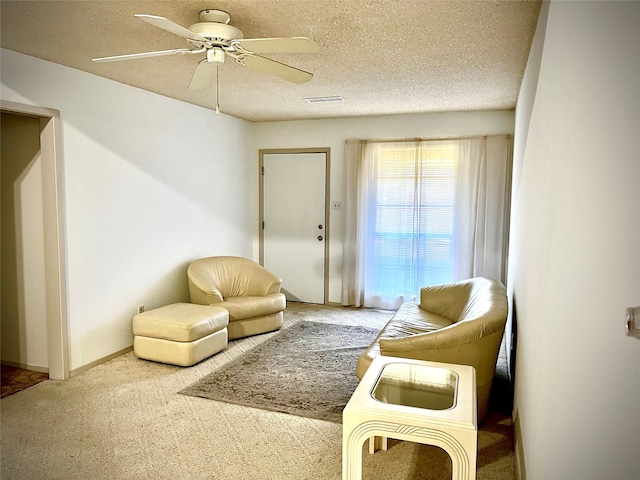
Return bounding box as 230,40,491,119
1,100,69,380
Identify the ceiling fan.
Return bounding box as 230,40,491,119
92,9,320,93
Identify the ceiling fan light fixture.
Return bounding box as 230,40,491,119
207,47,225,64
304,96,345,104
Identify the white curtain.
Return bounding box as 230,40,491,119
342,136,512,309
341,141,366,307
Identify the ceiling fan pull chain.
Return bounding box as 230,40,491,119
215,64,220,115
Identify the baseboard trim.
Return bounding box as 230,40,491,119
69,346,133,378
0,360,49,373
513,408,526,480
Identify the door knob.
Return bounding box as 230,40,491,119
317,235,323,241
318,224,323,229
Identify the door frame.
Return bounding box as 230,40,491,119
1,100,70,380
259,148,331,304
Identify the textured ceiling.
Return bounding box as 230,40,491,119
0,0,542,122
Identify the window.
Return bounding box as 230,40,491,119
368,143,457,302
342,135,512,310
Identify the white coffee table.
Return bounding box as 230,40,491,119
342,355,477,480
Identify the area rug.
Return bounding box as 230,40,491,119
179,321,379,423
1,365,48,399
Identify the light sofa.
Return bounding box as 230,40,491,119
356,276,508,423
187,256,286,340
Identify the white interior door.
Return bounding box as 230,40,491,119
262,152,327,304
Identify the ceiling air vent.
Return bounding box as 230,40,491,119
304,96,345,104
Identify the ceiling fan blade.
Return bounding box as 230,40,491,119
239,55,313,84
189,60,217,89
135,14,209,42
233,37,320,54
92,48,198,63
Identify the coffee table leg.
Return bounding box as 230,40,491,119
343,421,364,479
450,429,477,480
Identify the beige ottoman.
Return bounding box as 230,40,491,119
133,303,229,367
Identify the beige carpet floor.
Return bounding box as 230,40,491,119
0,302,514,480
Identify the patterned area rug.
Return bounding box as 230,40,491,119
1,365,48,399
180,321,379,423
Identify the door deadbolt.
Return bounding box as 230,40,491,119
317,235,323,241
318,224,323,229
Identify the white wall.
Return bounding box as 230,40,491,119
509,1,640,479
253,111,515,303
1,49,256,371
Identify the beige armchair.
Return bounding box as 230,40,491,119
187,256,286,340
356,277,508,423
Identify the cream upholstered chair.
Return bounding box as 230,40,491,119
356,277,508,423
187,256,286,340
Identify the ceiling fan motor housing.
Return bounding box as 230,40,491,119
189,22,243,45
